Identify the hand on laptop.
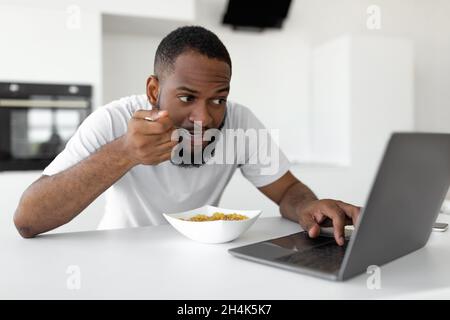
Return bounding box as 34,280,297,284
296,199,361,246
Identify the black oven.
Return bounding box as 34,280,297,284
0,82,92,171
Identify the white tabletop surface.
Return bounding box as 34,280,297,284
1,215,450,299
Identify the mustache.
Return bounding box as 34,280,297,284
180,126,208,132
178,116,227,133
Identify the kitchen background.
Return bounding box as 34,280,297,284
1,0,449,236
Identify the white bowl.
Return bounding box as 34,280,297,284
163,205,262,244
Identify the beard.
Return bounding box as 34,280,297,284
169,121,225,168
170,142,216,168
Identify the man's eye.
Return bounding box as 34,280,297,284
179,96,195,103
212,98,227,105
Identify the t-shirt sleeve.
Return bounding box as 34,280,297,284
42,107,114,176
237,106,291,187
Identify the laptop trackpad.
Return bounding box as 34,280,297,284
231,242,295,260
231,231,336,260
266,231,336,252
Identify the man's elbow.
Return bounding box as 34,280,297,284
13,207,38,239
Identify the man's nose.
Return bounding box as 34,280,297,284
188,102,213,127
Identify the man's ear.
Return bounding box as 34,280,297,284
146,75,159,106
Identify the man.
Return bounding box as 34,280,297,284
13,26,360,245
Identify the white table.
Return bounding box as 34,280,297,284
1,215,450,299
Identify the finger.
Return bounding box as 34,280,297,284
158,151,172,163
133,109,166,121
298,212,321,239
156,139,179,153
155,128,178,145
131,119,166,135
313,211,326,224
132,110,174,133
132,133,160,149
155,114,175,132
336,201,361,226
321,203,346,246
133,116,175,136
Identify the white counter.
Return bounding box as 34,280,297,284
1,215,450,299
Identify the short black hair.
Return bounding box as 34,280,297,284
154,26,232,79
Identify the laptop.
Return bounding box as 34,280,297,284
229,133,450,281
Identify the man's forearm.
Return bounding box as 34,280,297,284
14,136,136,238
279,181,318,222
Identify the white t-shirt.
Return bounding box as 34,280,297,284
42,95,290,230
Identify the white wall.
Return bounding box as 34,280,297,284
0,4,102,105
310,36,352,166
102,33,158,103
102,14,193,103
0,0,195,21
291,0,450,134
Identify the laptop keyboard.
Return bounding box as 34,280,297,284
275,239,349,274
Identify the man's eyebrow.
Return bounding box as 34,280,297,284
176,86,199,94
215,86,230,94
176,86,230,95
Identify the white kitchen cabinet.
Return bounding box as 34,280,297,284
310,34,414,175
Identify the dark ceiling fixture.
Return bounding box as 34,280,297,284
222,0,292,32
